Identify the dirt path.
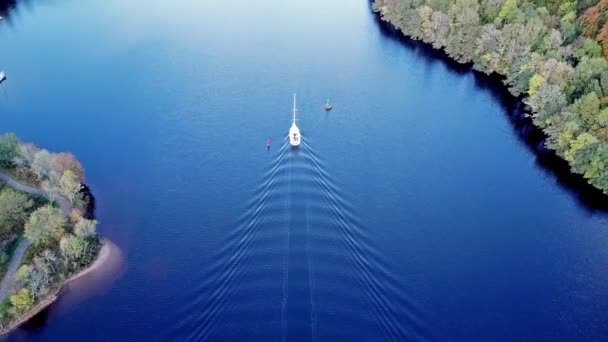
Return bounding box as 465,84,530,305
0,172,71,215
0,240,29,302
0,171,72,303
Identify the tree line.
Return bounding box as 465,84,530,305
373,0,608,193
0,133,100,327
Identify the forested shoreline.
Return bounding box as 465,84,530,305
0,133,101,330
373,0,608,193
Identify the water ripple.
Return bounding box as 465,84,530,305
164,138,438,341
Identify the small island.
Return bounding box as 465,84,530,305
0,133,104,333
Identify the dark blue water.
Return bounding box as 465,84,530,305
1,0,608,340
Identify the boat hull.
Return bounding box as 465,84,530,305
289,124,301,147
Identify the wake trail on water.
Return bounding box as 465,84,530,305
280,150,293,342
305,196,318,342
300,139,439,341
169,137,440,341
173,139,291,341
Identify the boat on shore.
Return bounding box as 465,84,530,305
289,94,301,147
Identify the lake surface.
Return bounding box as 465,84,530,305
1,0,608,340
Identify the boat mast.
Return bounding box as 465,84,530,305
293,93,297,124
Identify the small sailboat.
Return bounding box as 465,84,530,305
289,94,301,147
267,138,271,149
324,98,333,111
0,71,5,83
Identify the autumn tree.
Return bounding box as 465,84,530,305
53,153,84,182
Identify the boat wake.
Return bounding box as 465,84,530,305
165,138,439,341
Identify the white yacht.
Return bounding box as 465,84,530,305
289,93,301,147
0,71,5,83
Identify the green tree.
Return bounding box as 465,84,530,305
559,18,579,45
60,235,88,270
14,143,39,168
0,133,20,168
575,39,603,60
566,132,598,163
572,92,601,127
584,143,608,192
10,289,33,313
541,59,575,94
15,265,30,284
26,258,51,298
32,149,54,180
0,189,34,238
427,0,450,12
59,170,83,205
498,0,518,21
529,74,546,95
445,0,481,63
74,218,97,238
572,58,608,98
601,71,608,97
540,29,563,56
24,205,66,245
480,0,503,23
558,1,577,16
525,84,568,126
41,172,61,204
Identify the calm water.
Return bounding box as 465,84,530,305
1,0,608,340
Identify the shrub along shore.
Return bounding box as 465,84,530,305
0,240,111,335
0,241,110,335
0,133,101,332
373,0,608,194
